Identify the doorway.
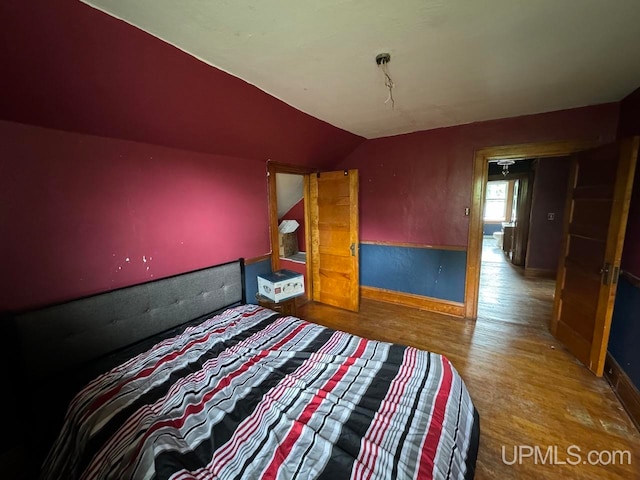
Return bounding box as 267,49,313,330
478,156,572,328
465,140,597,320
276,172,307,278
267,162,315,299
267,163,361,312
466,138,639,376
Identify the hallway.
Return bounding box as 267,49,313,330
478,237,556,329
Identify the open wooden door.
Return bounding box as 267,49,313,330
552,137,639,376
309,170,360,312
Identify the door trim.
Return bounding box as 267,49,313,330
267,161,317,299
465,139,600,319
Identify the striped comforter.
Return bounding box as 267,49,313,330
43,304,478,480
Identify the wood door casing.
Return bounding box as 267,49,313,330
310,170,360,312
466,140,598,319
552,137,639,376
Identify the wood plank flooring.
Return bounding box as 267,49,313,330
479,237,556,329
297,240,640,479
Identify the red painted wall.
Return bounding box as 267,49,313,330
281,200,306,252
526,157,572,271
338,103,619,247
0,120,270,311
0,0,364,311
619,87,640,277
0,0,363,169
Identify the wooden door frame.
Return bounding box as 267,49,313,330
267,161,317,298
465,139,600,319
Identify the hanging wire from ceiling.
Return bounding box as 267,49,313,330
375,53,395,109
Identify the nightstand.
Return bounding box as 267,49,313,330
256,294,298,317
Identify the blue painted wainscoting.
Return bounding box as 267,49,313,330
483,223,503,236
360,243,466,303
244,257,272,304
609,274,640,390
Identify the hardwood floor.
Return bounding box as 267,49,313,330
297,243,640,479
478,237,556,329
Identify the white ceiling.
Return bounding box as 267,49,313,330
82,0,640,139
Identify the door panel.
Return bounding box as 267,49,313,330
563,269,600,304
318,206,351,228
555,321,592,365
571,199,613,239
310,170,360,312
559,298,596,342
318,230,351,253
552,137,638,376
565,236,606,269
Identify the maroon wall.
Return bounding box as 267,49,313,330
0,120,270,311
281,200,306,252
0,0,363,169
338,104,619,247
619,87,640,277
0,0,365,311
526,157,572,271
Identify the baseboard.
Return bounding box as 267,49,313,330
604,352,640,432
361,286,465,317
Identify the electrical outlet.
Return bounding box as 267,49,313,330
464,207,470,216
547,212,555,221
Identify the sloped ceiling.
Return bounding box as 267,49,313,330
0,1,363,169
276,173,304,219
82,0,640,138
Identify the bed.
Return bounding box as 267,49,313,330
10,259,479,480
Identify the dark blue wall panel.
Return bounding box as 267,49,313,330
609,276,640,389
483,223,503,236
244,259,272,304
360,244,466,303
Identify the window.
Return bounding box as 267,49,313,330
484,181,510,222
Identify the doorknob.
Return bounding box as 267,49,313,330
600,263,611,286
350,243,356,256
600,263,619,285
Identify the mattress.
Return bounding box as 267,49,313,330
42,304,479,479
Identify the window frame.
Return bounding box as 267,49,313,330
483,180,515,223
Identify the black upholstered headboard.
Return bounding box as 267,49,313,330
12,259,245,378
